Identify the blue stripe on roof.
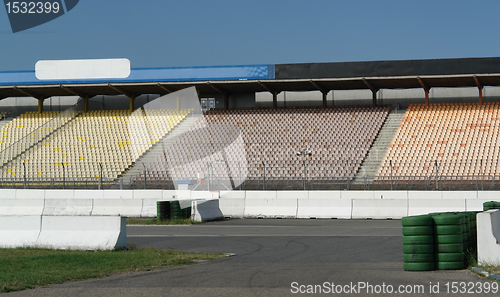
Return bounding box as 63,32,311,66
0,64,273,86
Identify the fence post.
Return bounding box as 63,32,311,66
434,160,439,190
262,161,266,191
142,162,146,189
390,160,393,191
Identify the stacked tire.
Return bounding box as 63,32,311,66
432,214,465,270
483,201,500,211
464,211,478,256
157,201,171,221
156,201,192,221
402,215,435,271
170,200,192,220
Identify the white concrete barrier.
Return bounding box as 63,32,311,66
190,191,219,200
220,191,245,199
308,191,341,199
44,190,75,199
162,190,178,199
133,191,163,217
297,199,352,219
408,191,442,200
92,199,142,217
466,200,492,212
246,191,277,200
42,199,93,216
352,199,407,219
477,210,500,266
36,216,126,250
192,199,224,222
219,198,245,218
408,199,466,216
133,190,163,199
244,198,297,218
16,189,45,199
173,190,192,200
276,191,308,199
141,199,162,217
478,191,500,201
372,191,408,200
74,190,104,199
103,190,133,199
341,191,373,200
0,199,44,215
442,191,476,200
0,189,17,199
0,216,41,248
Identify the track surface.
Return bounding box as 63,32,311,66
7,219,495,297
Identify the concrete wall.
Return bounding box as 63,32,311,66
0,215,126,250
1,189,499,219
477,209,500,266
192,199,224,222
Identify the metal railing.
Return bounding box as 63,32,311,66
0,176,116,190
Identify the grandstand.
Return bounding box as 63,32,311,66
376,102,500,182
0,108,192,183
1,57,500,191
130,105,390,189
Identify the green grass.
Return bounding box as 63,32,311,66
0,247,224,293
126,218,201,225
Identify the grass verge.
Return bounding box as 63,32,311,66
0,247,224,293
126,218,200,225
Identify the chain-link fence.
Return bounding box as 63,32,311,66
2,170,500,191
124,163,500,191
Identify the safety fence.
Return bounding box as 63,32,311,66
1,165,500,191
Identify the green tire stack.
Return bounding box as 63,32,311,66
170,201,183,220
432,214,465,270
463,211,479,263
402,215,435,271
157,201,171,221
170,200,192,220
483,201,500,211
181,200,193,219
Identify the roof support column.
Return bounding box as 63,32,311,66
83,97,89,112
474,76,483,105
362,78,379,107
38,98,44,113
129,96,135,112
417,77,431,107
322,92,327,108
272,91,277,109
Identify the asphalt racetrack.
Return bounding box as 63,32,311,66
7,219,495,297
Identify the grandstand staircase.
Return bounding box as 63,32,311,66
117,114,202,185
352,109,405,185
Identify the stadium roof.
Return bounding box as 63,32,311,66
1,57,500,100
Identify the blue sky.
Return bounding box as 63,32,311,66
1,0,500,72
